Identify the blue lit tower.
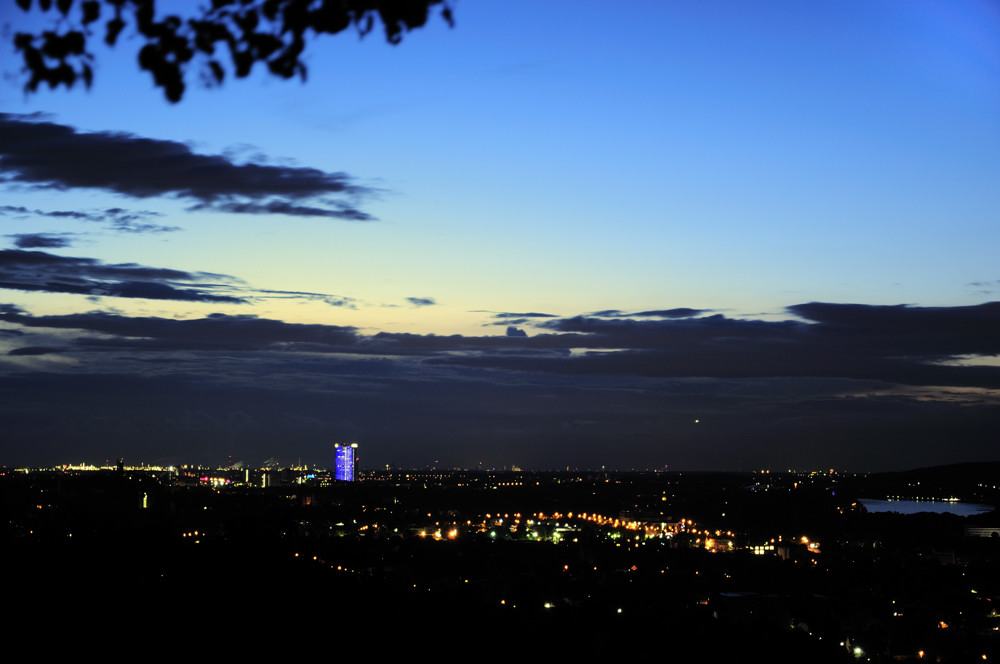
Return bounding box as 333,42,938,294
334,443,357,482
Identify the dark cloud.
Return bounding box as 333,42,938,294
1,301,998,470
9,233,72,249
406,297,437,307
486,312,558,327
788,301,1000,357
0,114,373,220
1,204,179,234
0,305,563,357
447,303,1000,388
488,318,530,326
5,300,997,389
323,296,358,309
0,339,996,472
104,211,181,234
0,304,24,315
353,330,570,356
188,200,373,221
630,308,707,318
7,346,60,356
0,309,359,353
537,313,800,349
0,249,245,304
491,312,558,319
101,281,237,302
254,288,358,309
581,308,707,319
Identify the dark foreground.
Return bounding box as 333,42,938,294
4,464,999,661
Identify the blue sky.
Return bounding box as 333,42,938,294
1,1,998,470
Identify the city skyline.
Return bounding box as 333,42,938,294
1,1,998,471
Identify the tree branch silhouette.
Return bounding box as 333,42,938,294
11,0,453,103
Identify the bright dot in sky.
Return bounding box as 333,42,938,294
694,419,700,424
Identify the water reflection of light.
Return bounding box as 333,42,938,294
859,498,992,516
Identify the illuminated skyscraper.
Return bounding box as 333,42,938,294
334,443,357,482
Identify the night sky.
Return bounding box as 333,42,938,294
1,1,998,471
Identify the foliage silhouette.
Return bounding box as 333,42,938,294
11,0,453,103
